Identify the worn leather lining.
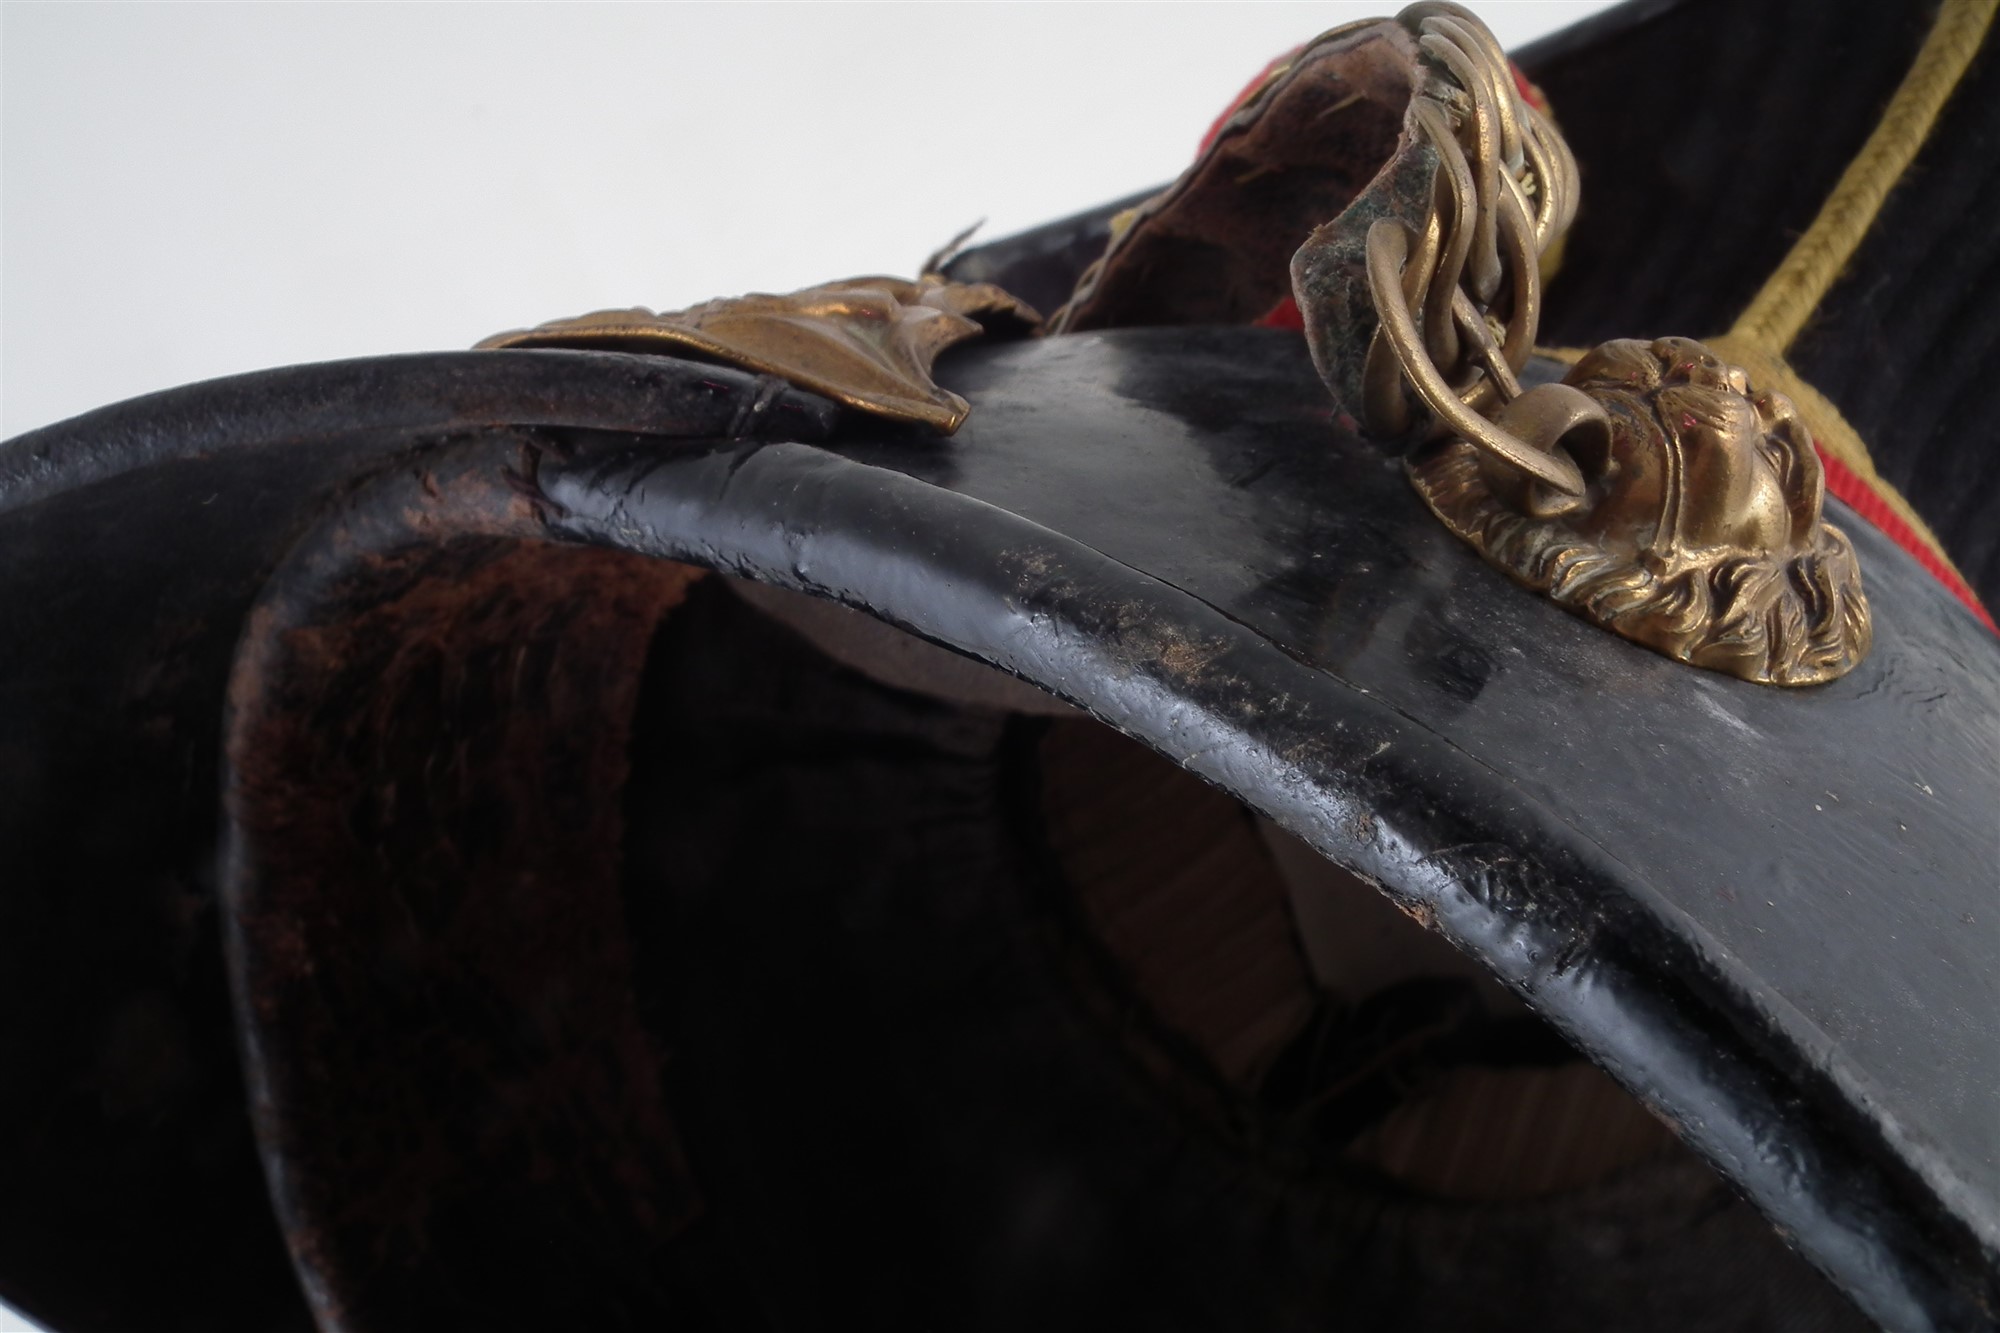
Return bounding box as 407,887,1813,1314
224,442,707,1332
1059,20,1413,331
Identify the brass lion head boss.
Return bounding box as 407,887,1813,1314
1058,1,1870,687
487,2,1872,687
1283,3,1871,686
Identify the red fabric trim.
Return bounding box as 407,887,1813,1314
1815,447,1996,633
1512,63,1547,112
1255,295,1305,330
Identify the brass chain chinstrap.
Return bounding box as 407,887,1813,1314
1361,2,1600,500
1364,3,1871,685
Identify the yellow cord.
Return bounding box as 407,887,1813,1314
1718,0,1996,587
1729,0,1998,353
1543,1,1995,589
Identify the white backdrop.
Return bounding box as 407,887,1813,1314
3,2,1612,439
0,4,1613,1330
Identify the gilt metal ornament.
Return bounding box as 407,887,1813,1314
1410,338,1871,684
479,275,1040,433
478,1,1871,686
1295,2,1872,684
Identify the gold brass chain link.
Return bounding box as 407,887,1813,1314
1362,2,1599,499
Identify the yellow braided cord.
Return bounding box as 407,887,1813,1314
1718,0,1994,591
1526,5,1992,590
1731,0,1998,352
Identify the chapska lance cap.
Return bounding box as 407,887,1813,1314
0,1,1995,1330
